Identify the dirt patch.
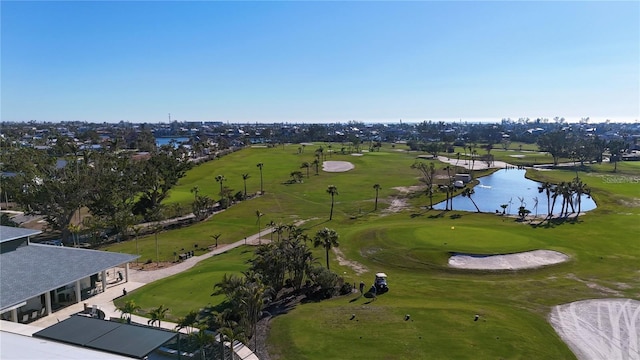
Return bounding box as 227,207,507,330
549,298,640,360
333,247,368,275
323,161,355,172
448,250,569,270
382,197,410,214
392,185,424,194
565,273,623,296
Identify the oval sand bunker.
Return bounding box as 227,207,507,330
449,250,569,270
323,161,355,172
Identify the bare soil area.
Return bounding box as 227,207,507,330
549,298,640,360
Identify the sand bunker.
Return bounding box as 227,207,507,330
323,161,355,172
549,298,640,360
448,250,569,270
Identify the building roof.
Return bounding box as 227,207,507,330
0,226,41,243
0,331,131,360
0,243,137,311
33,316,178,359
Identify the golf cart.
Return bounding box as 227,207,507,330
374,273,389,294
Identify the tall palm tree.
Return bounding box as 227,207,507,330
373,184,381,211
549,185,560,219
301,162,310,178
538,182,553,216
215,175,226,197
255,210,264,244
256,163,264,194
238,280,270,349
312,159,320,175
461,187,480,212
241,173,250,199
572,179,590,220
118,299,141,323
313,227,339,270
147,304,169,327
326,185,338,220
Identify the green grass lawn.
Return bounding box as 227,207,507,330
105,144,640,359
114,246,254,322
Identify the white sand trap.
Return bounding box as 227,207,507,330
549,299,640,360
448,250,569,270
351,153,363,157
323,161,355,172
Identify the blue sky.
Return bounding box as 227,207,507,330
2,1,638,124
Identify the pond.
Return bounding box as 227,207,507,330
434,169,596,216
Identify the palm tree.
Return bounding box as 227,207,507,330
301,162,310,178
256,163,264,194
314,227,339,270
373,184,381,211
461,188,480,212
175,309,199,334
238,280,270,349
190,186,200,201
549,185,560,219
326,185,338,220
572,179,590,220
538,182,553,216
118,299,141,323
312,159,320,175
191,325,214,360
241,173,250,199
147,304,169,327
219,326,246,360
211,233,222,248
255,210,264,244
215,175,226,197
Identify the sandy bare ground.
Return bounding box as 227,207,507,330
448,250,569,270
323,161,355,172
549,299,640,360
332,247,368,275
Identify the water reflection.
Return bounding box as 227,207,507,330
434,169,596,215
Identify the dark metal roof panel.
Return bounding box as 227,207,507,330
33,316,178,359
86,321,178,358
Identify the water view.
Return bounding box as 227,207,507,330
434,169,596,216
155,137,189,147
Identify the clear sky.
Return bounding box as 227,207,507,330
2,1,638,124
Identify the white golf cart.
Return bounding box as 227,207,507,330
374,272,389,294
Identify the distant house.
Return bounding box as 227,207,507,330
0,226,138,324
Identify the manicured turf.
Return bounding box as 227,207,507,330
105,144,640,359
114,247,254,322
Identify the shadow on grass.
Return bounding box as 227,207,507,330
531,216,583,229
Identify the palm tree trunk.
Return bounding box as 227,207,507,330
471,198,480,212
326,248,330,270
329,195,334,220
